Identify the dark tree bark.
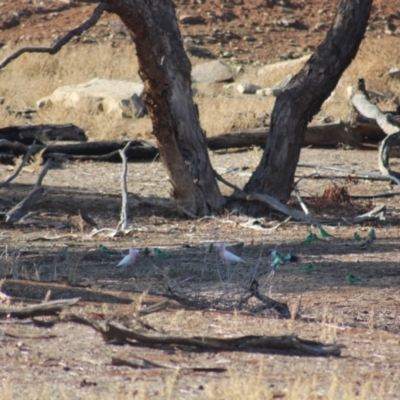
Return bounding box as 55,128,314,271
106,0,225,216
243,0,372,210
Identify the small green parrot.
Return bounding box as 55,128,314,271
368,229,376,240
154,248,171,259
301,263,315,274
317,225,334,239
353,232,363,241
99,244,114,255
346,272,361,284
303,231,323,244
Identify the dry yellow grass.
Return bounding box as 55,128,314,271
1,35,399,143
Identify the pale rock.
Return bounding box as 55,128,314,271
387,68,400,79
236,83,260,94
191,60,233,83
257,54,310,77
37,78,147,118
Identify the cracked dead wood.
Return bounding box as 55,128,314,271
66,314,344,357
0,298,80,319
0,124,87,144
0,3,107,70
5,160,52,223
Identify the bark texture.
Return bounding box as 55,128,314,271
244,0,372,208
106,0,225,216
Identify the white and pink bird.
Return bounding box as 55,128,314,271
215,243,245,263
117,247,139,267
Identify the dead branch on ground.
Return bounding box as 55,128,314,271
65,313,344,357
0,3,107,70
216,168,386,224
0,297,80,319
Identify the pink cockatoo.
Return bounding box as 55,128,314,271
215,243,245,263
117,247,139,267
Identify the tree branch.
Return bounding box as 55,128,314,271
0,3,107,70
0,140,38,189
116,141,133,232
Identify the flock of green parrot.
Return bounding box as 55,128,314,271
97,225,376,285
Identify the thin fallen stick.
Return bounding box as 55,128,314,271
0,140,38,189
0,3,107,69
297,164,400,186
0,298,80,319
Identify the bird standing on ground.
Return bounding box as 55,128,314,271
216,243,245,263
346,272,361,284
117,247,139,267
317,225,334,239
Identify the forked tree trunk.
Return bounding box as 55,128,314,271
107,0,225,216
244,0,372,210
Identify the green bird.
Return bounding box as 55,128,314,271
303,231,323,244
368,229,376,240
317,225,334,239
99,244,114,255
301,263,315,274
154,248,171,259
353,232,363,241
346,272,361,284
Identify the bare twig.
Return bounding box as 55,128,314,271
297,164,400,186
116,140,133,232
0,140,38,189
293,184,310,215
5,160,52,223
0,3,107,69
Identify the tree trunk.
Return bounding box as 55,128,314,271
244,0,372,211
106,0,225,216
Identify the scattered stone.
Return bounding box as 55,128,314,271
191,60,233,83
256,88,274,96
37,78,147,119
257,54,310,77
222,51,233,58
313,22,326,31
244,36,257,42
387,68,400,79
179,15,206,25
272,74,293,95
236,83,260,94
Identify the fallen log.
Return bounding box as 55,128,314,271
0,123,87,145
66,314,345,357
207,120,362,150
